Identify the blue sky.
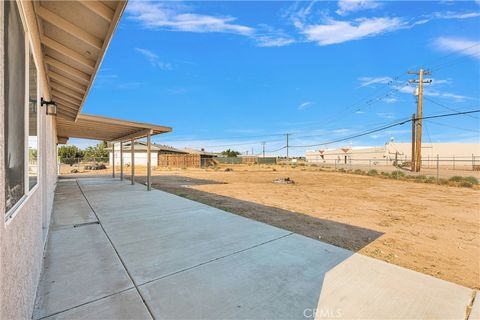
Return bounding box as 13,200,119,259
72,0,480,156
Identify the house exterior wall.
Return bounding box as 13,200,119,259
0,2,57,319
109,151,159,168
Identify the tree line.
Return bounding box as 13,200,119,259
58,142,109,165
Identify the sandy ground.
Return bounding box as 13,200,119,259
62,164,480,289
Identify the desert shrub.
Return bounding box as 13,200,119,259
354,169,364,175
272,168,277,171
459,181,473,188
381,171,390,177
391,170,405,177
449,176,463,183
463,176,479,185
415,175,427,180
367,169,378,176
425,176,436,184
438,178,449,185
338,168,346,173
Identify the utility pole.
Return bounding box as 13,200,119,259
411,113,416,172
262,142,266,158
285,133,290,163
408,68,432,172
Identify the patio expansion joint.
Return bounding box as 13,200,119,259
35,287,135,320
76,180,156,320
137,232,295,288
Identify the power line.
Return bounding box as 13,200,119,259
424,96,480,120
265,146,286,153
289,109,480,148
162,132,285,143
425,119,480,133
426,42,480,71
201,138,283,149
420,109,480,121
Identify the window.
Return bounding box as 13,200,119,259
4,1,40,218
28,49,38,190
4,0,26,214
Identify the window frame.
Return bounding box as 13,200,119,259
27,41,40,192
4,0,40,223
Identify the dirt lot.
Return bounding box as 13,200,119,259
127,164,478,289
63,164,479,288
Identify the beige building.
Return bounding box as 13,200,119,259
0,2,170,319
306,142,480,168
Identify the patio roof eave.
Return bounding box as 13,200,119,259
56,113,172,143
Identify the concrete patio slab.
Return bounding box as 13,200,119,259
51,181,97,228
78,179,291,285
139,233,352,319
42,289,152,320
33,224,134,319
35,178,475,320
316,253,472,319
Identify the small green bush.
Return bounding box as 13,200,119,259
415,175,427,180
425,176,436,184
463,176,479,185
392,170,406,177
449,176,463,182
381,171,390,177
367,169,378,176
354,169,364,175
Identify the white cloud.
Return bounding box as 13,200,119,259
355,110,365,114
256,35,295,47
135,48,171,69
433,37,480,60
383,97,398,104
358,76,394,87
298,101,314,110
431,78,452,85
336,0,382,16
431,11,480,19
395,83,471,101
376,112,395,119
127,1,254,36
301,17,405,45
424,90,470,102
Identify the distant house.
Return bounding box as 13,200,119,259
180,148,218,158
108,143,219,168
108,142,187,168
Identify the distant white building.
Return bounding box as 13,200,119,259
305,142,480,168
108,142,188,168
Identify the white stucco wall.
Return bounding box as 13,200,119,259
109,151,159,168
0,2,57,319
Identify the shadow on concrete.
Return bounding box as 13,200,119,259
141,175,383,252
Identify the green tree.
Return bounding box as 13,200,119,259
58,145,83,165
221,149,241,157
83,141,109,162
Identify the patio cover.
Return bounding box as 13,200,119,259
56,114,172,143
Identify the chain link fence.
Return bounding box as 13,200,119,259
303,155,479,179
